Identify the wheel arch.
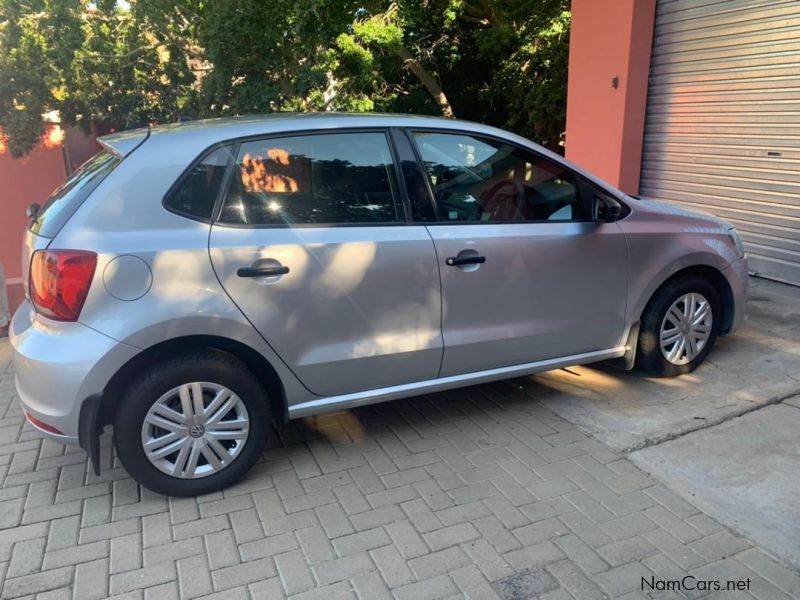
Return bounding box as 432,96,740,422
641,264,736,335
100,335,288,429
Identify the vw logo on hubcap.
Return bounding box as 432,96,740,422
189,424,205,438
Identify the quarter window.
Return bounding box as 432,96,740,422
412,132,586,222
219,132,403,225
165,145,231,220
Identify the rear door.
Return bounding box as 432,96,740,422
408,129,629,376
209,130,442,397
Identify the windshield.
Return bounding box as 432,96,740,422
31,150,120,238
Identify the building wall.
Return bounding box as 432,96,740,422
0,128,68,324
565,0,656,193
65,125,104,172
0,126,102,326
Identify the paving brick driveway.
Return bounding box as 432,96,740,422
0,340,798,600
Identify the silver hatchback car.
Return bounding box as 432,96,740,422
10,114,747,496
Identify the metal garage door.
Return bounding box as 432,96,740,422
640,0,800,285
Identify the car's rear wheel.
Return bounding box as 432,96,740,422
637,275,721,377
114,350,269,496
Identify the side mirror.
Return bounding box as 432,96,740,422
592,194,622,223
27,202,41,221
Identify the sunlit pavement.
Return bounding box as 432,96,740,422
518,278,800,453
0,278,798,599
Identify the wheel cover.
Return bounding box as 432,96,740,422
659,292,713,366
141,382,250,479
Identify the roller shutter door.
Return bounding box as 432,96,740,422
640,0,800,285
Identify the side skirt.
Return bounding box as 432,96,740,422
288,347,626,419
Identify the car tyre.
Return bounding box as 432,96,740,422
637,275,721,377
114,349,269,496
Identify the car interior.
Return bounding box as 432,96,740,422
414,133,586,222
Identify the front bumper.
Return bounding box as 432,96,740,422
10,301,138,444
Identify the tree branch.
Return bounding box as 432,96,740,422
398,46,454,118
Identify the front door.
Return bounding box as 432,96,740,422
409,130,628,376
210,130,442,397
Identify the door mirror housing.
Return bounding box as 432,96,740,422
592,194,622,223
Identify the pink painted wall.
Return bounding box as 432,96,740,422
65,125,103,172
0,126,101,320
0,128,68,317
565,0,656,194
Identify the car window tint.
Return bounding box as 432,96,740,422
31,151,120,238
412,132,586,223
165,145,231,219
220,132,403,225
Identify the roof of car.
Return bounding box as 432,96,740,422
96,112,624,201
97,112,514,157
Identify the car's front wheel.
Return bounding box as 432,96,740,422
114,350,269,496
637,275,721,377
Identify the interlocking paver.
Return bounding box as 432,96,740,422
0,338,788,599
596,536,658,567
210,556,276,592
545,559,605,600
176,553,213,598
385,519,429,560
553,533,609,575
239,530,297,561
7,536,45,578
462,538,513,582
436,499,492,527
504,540,565,572
143,537,203,567
276,549,315,595
74,558,110,600
392,573,459,600
109,561,177,595
1,565,73,598
370,543,414,587
332,527,390,557
312,552,374,586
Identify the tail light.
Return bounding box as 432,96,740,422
29,250,97,321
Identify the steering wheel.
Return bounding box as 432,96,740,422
480,179,527,221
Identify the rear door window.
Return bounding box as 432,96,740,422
31,151,120,238
219,131,404,226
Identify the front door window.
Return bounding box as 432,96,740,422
412,131,587,223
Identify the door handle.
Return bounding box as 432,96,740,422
237,265,290,278
446,255,486,267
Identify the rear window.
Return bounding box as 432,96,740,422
31,151,120,238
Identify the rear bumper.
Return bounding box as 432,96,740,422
723,256,748,334
10,302,138,443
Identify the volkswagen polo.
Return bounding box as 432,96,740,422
10,114,748,496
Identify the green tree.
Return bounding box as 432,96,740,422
322,1,570,148
0,0,199,157
0,0,570,157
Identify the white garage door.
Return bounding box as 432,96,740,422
640,0,800,285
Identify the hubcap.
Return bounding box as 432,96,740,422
659,292,713,365
141,382,250,479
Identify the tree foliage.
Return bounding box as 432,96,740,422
0,0,570,158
